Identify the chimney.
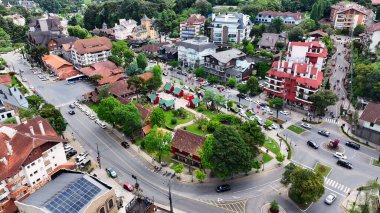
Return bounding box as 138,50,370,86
29,126,35,135
5,141,13,156
15,114,21,125
38,120,46,135
0,157,8,165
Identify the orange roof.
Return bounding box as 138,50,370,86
137,72,154,81
80,61,126,85
0,74,12,86
142,124,152,135
72,37,112,54
42,54,72,70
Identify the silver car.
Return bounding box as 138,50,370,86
324,193,337,205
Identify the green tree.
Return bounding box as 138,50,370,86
193,0,211,16
269,17,285,33
144,126,171,163
150,107,166,127
39,104,66,135
174,163,184,174
125,62,144,76
146,65,163,91
127,76,145,100
89,74,102,82
194,67,207,78
108,55,123,67
207,75,219,84
203,89,217,111
110,40,134,66
325,78,331,90
251,23,266,36
238,120,265,156
246,76,260,96
155,9,178,41
276,153,285,164
215,94,226,112
97,96,121,126
353,24,365,36
29,45,49,65
136,53,148,70
97,85,110,100
288,26,304,42
309,90,338,115
201,126,254,178
114,103,142,137
256,62,271,79
244,43,255,55
299,19,317,32
68,25,90,39
227,100,234,109
227,77,237,88
269,97,283,118
194,168,206,182
26,95,45,111
237,83,249,94
0,27,11,51
376,7,380,22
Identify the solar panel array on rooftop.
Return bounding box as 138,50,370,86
43,177,101,213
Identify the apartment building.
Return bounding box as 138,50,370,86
71,37,112,67
180,14,206,40
178,36,216,69
330,1,372,30
0,117,72,213
209,13,252,44
286,41,328,70
256,11,304,25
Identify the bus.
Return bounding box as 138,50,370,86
65,74,86,84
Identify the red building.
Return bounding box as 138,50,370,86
172,87,184,97
164,83,174,93
171,129,206,167
330,2,371,31
188,97,200,108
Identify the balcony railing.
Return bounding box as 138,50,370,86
264,85,282,93
265,76,284,82
10,185,29,200
296,85,319,92
266,81,284,88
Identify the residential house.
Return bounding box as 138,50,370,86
163,83,174,93
113,19,137,41
0,117,73,212
160,44,178,61
136,72,154,82
372,0,380,6
180,14,206,40
139,44,162,56
361,23,380,53
178,36,217,69
4,14,25,26
147,94,160,104
352,102,380,144
130,15,159,41
171,129,206,167
0,74,11,86
41,54,80,80
15,169,118,213
0,85,28,122
47,36,78,55
84,79,133,104
28,15,68,48
92,23,115,40
135,103,153,122
159,99,175,111
257,33,286,51
203,48,255,82
256,11,304,25
330,1,372,30
172,87,184,97
286,41,328,70
80,61,126,85
71,37,113,67
307,30,328,41
209,12,252,44
188,97,200,108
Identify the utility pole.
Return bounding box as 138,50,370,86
168,180,173,213
97,144,101,169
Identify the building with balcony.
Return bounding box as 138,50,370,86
204,48,255,82
0,117,72,213
178,36,216,69
330,1,372,30
286,41,328,70
256,11,304,25
71,37,112,68
209,12,252,44
180,14,206,40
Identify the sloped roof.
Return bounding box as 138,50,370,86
171,129,206,157
135,103,153,121
42,54,72,70
191,97,200,104
308,30,328,37
258,11,304,20
159,99,174,107
372,0,380,5
164,83,172,91
72,37,112,54
0,74,12,86
148,94,158,101
173,87,182,95
137,72,154,81
0,84,29,109
257,33,279,47
209,49,245,64
107,79,134,97
331,1,371,15
360,102,380,125
80,61,126,85
181,14,206,26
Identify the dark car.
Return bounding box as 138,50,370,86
345,141,360,150
121,141,130,149
66,149,77,158
307,140,319,149
216,184,231,193
69,104,75,109
237,93,246,99
259,103,268,107
318,130,330,137
68,110,75,115
236,103,243,108
337,159,353,169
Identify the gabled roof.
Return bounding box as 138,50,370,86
80,61,126,85
135,103,153,121
372,0,380,5
0,74,12,86
0,84,29,109
107,79,134,98
173,87,182,95
42,54,72,70
308,30,328,37
258,11,304,20
181,14,206,26
257,33,280,47
72,37,112,55
191,97,200,104
209,49,245,64
331,1,371,15
137,72,154,81
148,94,158,101
159,99,174,107
164,83,173,91
360,102,380,125
171,129,206,157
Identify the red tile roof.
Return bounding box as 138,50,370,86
0,117,66,180
372,0,380,5
137,72,154,81
135,103,153,121
41,55,80,80
72,37,112,54
171,129,206,157
80,61,126,85
296,71,323,89
181,14,206,26
0,74,12,86
360,102,380,125
108,79,134,98
308,30,328,37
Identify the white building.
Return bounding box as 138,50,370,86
178,36,216,69
362,23,380,53
286,41,328,70
114,19,137,41
4,14,26,26
71,37,112,67
209,12,252,44
0,117,71,212
180,14,206,40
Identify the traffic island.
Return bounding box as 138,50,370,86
314,163,332,177
261,201,286,213
287,125,305,134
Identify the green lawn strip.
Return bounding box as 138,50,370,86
263,138,281,156
88,103,99,113
164,110,195,129
201,110,220,120
261,153,273,163
287,125,305,134
314,163,332,177
182,123,209,136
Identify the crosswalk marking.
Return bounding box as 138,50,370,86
325,118,340,124
324,177,350,194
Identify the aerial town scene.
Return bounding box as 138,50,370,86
0,0,380,212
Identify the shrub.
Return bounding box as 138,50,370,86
206,120,220,132
171,118,177,125
270,200,279,213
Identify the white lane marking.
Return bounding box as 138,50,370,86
345,188,351,193
339,184,344,191
325,186,346,197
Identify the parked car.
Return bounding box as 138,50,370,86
89,114,96,120
300,123,311,129
245,97,252,102
77,151,89,159
337,159,353,169
237,93,246,99
69,104,75,109
253,100,260,105
271,124,278,129
75,156,87,165
123,181,134,192
78,159,91,169
259,103,268,108
324,193,337,205
334,152,347,160
65,149,77,158
106,168,118,178
279,111,289,115
318,130,330,137
236,103,243,108
121,141,130,149
307,140,319,149
95,119,101,124
99,122,107,129
345,141,360,150
216,184,231,193
68,110,75,115
64,144,73,153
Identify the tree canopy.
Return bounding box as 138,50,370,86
309,90,338,115
150,107,166,127
144,126,171,162
68,25,90,39
136,53,148,70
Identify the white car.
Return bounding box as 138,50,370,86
95,119,101,124
85,110,91,116
300,123,311,129
75,156,87,165
64,145,73,153
324,193,337,205
73,101,79,106
271,124,278,129
254,100,260,105
89,114,96,120
280,111,289,115
77,151,89,159
99,122,107,129
334,152,347,160
245,97,252,102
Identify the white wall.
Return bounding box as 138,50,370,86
363,121,380,132
369,31,380,53
288,46,308,63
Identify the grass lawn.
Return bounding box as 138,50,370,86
372,159,380,167
263,138,281,155
288,125,305,134
183,123,209,136
88,103,99,113
165,110,195,129
314,163,332,177
262,153,273,163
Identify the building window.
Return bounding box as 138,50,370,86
31,163,35,166
370,122,374,127
108,199,114,209
98,206,106,213
36,178,40,182
34,171,38,174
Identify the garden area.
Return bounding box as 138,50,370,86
314,163,331,177
287,125,305,134
164,108,195,129
263,138,281,156
182,123,210,136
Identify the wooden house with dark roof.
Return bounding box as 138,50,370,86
171,129,206,167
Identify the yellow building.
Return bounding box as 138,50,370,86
132,15,159,41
